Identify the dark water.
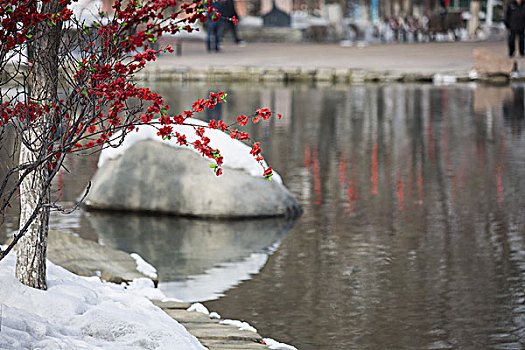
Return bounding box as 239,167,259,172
2,83,525,350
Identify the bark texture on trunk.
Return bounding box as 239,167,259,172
15,152,50,290
15,0,63,290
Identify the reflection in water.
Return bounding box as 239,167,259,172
503,86,525,137
85,211,296,301
151,82,524,350
2,83,525,350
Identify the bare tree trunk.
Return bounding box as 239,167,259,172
15,0,63,290
15,147,50,290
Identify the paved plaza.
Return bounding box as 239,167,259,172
154,39,525,75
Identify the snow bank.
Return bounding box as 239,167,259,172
98,118,282,184
0,249,205,350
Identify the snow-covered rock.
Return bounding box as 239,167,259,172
85,123,301,218
97,118,282,183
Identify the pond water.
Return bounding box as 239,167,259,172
1,82,525,350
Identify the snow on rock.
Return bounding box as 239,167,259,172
209,312,221,319
186,303,210,315
0,249,205,350
130,252,158,279
263,338,299,350
98,118,282,184
220,319,257,333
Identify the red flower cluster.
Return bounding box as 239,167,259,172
1,0,280,179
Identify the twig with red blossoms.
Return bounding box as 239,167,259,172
144,91,282,180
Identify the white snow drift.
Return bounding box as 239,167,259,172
0,249,205,350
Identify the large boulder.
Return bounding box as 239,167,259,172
84,140,301,218
473,49,516,76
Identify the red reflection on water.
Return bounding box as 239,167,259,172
304,144,312,168
348,157,359,213
396,172,405,211
371,142,378,195
338,152,346,183
338,152,359,214
496,165,504,203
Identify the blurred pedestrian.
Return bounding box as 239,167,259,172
221,0,244,45
206,1,223,52
504,0,525,57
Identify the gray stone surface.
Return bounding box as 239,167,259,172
151,300,191,310
47,230,156,285
85,141,301,218
155,302,272,349
200,339,269,350
183,323,262,342
165,309,219,324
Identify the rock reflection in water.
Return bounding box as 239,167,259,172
86,211,296,301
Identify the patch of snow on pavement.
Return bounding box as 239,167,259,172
263,338,299,350
209,312,221,319
186,303,209,315
220,319,257,333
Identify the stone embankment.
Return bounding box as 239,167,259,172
134,40,525,85
135,64,441,84
47,230,276,350
135,62,525,85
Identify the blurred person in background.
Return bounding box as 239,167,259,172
221,0,245,45
504,0,525,57
207,0,223,52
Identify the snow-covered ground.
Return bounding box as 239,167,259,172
0,247,298,349
0,248,205,349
